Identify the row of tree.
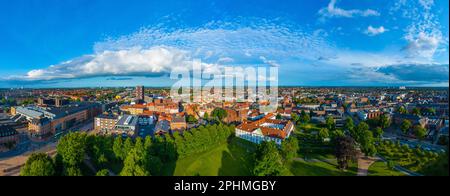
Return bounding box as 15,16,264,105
21,123,235,176
173,124,234,158
398,106,436,116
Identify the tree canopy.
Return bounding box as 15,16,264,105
20,153,55,176
211,108,228,121
280,137,299,162
253,141,286,176
401,120,412,134
335,136,357,170
56,132,87,167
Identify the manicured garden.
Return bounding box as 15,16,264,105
376,140,442,173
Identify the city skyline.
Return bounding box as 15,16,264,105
0,0,449,88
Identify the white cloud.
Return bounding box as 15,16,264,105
7,19,334,82
404,32,441,58
418,0,434,10
8,46,221,81
318,0,380,19
391,0,445,59
364,26,388,36
217,57,234,63
94,19,333,62
259,56,280,67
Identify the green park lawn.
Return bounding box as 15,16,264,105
287,158,358,176
169,137,255,176
166,136,359,176
368,161,405,176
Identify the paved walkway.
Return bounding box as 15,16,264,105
357,156,380,176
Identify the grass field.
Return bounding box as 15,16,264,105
287,159,358,176
169,136,360,176
170,137,255,176
368,161,405,176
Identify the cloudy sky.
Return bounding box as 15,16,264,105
0,0,448,87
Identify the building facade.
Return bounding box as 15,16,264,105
235,114,294,145
0,125,19,152
136,86,145,101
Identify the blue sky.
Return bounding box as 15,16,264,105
0,0,448,87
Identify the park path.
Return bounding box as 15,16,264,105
357,156,380,176
84,156,117,176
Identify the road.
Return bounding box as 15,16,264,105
0,143,57,176
0,120,94,176
382,131,446,153
0,120,94,160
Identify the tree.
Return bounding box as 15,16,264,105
398,106,408,114
120,148,150,176
344,117,354,132
414,125,427,140
401,120,412,134
57,132,87,167
318,128,330,141
276,113,282,120
412,108,421,116
325,116,336,131
359,130,377,157
291,113,300,124
144,136,153,151
300,110,310,123
373,127,384,139
387,161,396,170
113,136,125,160
280,137,299,162
420,150,449,176
96,169,110,176
253,141,286,176
20,153,55,176
424,108,436,115
211,108,228,122
351,122,369,142
64,166,82,176
186,115,198,124
379,114,391,129
332,130,345,139
335,136,357,170
203,112,209,120
123,137,134,158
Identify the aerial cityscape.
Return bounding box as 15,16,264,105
0,0,448,178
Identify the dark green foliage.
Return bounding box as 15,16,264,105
325,116,336,131
96,169,110,176
253,141,286,176
401,120,412,134
20,153,55,176
211,108,228,121
335,136,357,170
56,132,87,167
280,137,299,162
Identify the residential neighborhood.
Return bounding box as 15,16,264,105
1,86,448,176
